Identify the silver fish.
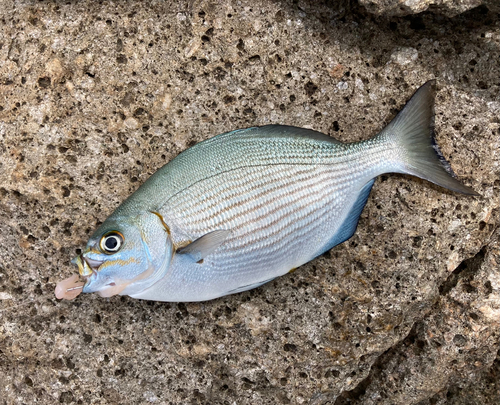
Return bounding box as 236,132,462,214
66,81,476,302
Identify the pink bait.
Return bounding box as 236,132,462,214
55,274,84,300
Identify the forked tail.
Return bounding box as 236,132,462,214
377,80,478,195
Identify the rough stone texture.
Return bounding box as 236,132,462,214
358,0,500,17
0,1,498,404
336,229,500,404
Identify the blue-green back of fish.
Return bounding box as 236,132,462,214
80,81,476,301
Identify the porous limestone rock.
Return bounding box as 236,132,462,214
0,1,498,404
359,0,500,17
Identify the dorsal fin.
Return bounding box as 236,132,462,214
252,124,343,144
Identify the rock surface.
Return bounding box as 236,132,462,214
0,1,499,404
359,0,500,17
336,229,500,404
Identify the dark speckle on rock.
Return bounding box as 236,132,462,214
304,81,318,97
0,1,499,404
116,54,127,64
37,77,51,88
59,391,74,403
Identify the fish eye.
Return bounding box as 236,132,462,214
100,232,124,254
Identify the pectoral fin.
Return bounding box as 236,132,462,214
177,229,231,262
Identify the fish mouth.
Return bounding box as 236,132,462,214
71,254,103,278
71,254,119,295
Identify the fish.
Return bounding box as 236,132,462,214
56,81,477,302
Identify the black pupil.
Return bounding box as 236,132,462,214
105,236,119,250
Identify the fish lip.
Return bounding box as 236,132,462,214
72,254,113,294
71,254,104,277
84,256,104,270
82,273,100,293
82,273,115,294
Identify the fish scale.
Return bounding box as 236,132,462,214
167,166,350,251
168,165,335,228
157,163,359,290
115,127,356,217
63,82,477,302
157,137,386,299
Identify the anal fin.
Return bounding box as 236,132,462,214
324,179,375,250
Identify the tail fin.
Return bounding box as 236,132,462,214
379,80,478,195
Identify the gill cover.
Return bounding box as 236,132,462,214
75,211,173,297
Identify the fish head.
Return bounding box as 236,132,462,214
73,212,173,298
